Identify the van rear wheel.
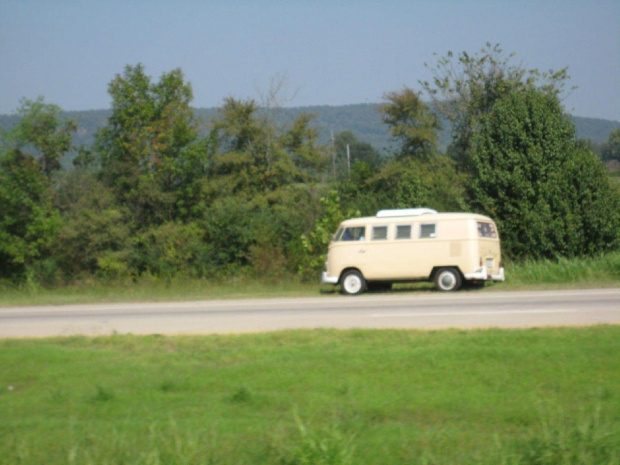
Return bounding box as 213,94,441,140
341,270,366,295
434,268,462,292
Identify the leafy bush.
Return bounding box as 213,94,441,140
96,250,132,281
131,221,209,279
296,191,355,279
0,150,62,282
469,88,620,259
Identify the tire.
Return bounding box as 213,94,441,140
434,267,462,292
341,270,366,295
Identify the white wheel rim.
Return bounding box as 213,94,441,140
439,272,456,290
344,275,362,294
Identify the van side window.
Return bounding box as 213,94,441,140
396,225,412,239
372,226,388,240
420,223,436,238
340,226,365,241
477,222,497,238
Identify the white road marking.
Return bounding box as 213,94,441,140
372,309,577,318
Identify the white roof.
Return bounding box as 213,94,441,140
376,208,437,218
340,211,494,226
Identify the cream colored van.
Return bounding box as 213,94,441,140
321,208,505,294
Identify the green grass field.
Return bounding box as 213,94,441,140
1,327,619,464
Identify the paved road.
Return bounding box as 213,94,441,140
1,289,618,338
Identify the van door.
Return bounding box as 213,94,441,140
362,225,392,279
364,223,425,280
328,225,368,277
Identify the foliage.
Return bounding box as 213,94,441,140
95,64,201,226
338,156,467,216
207,97,327,197
469,87,620,258
0,150,61,281
421,42,573,168
3,105,618,167
297,191,355,278
0,98,76,283
52,170,130,279
563,144,620,255
504,251,620,287
4,97,76,177
381,87,440,161
1,53,619,286
331,130,383,180
601,129,620,161
281,112,329,181
200,196,263,269
131,221,208,279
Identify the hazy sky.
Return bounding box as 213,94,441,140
1,0,619,120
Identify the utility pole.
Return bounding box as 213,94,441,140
331,128,336,180
346,144,351,177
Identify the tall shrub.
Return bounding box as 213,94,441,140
469,87,620,259
0,150,61,282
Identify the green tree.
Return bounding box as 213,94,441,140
469,87,620,258
207,97,326,197
95,64,201,224
381,87,440,161
0,149,61,281
362,86,467,216
6,97,76,177
297,190,356,278
421,43,572,168
206,98,274,197
131,221,207,280
332,131,383,180
564,144,620,255
337,155,467,217
281,113,328,182
601,129,620,161
52,169,130,279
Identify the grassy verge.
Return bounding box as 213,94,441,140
1,251,618,307
0,275,320,307
1,327,618,464
502,251,620,289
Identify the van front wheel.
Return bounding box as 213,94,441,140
434,268,462,292
341,270,366,295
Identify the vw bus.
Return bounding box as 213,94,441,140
321,208,505,294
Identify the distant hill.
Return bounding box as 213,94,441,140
1,104,618,164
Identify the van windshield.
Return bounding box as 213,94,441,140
338,226,365,241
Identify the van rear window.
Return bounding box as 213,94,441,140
477,222,497,238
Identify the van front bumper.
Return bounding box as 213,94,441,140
321,271,339,285
464,266,505,282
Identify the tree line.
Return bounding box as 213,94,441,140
2,44,619,286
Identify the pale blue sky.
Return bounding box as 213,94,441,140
1,0,619,120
